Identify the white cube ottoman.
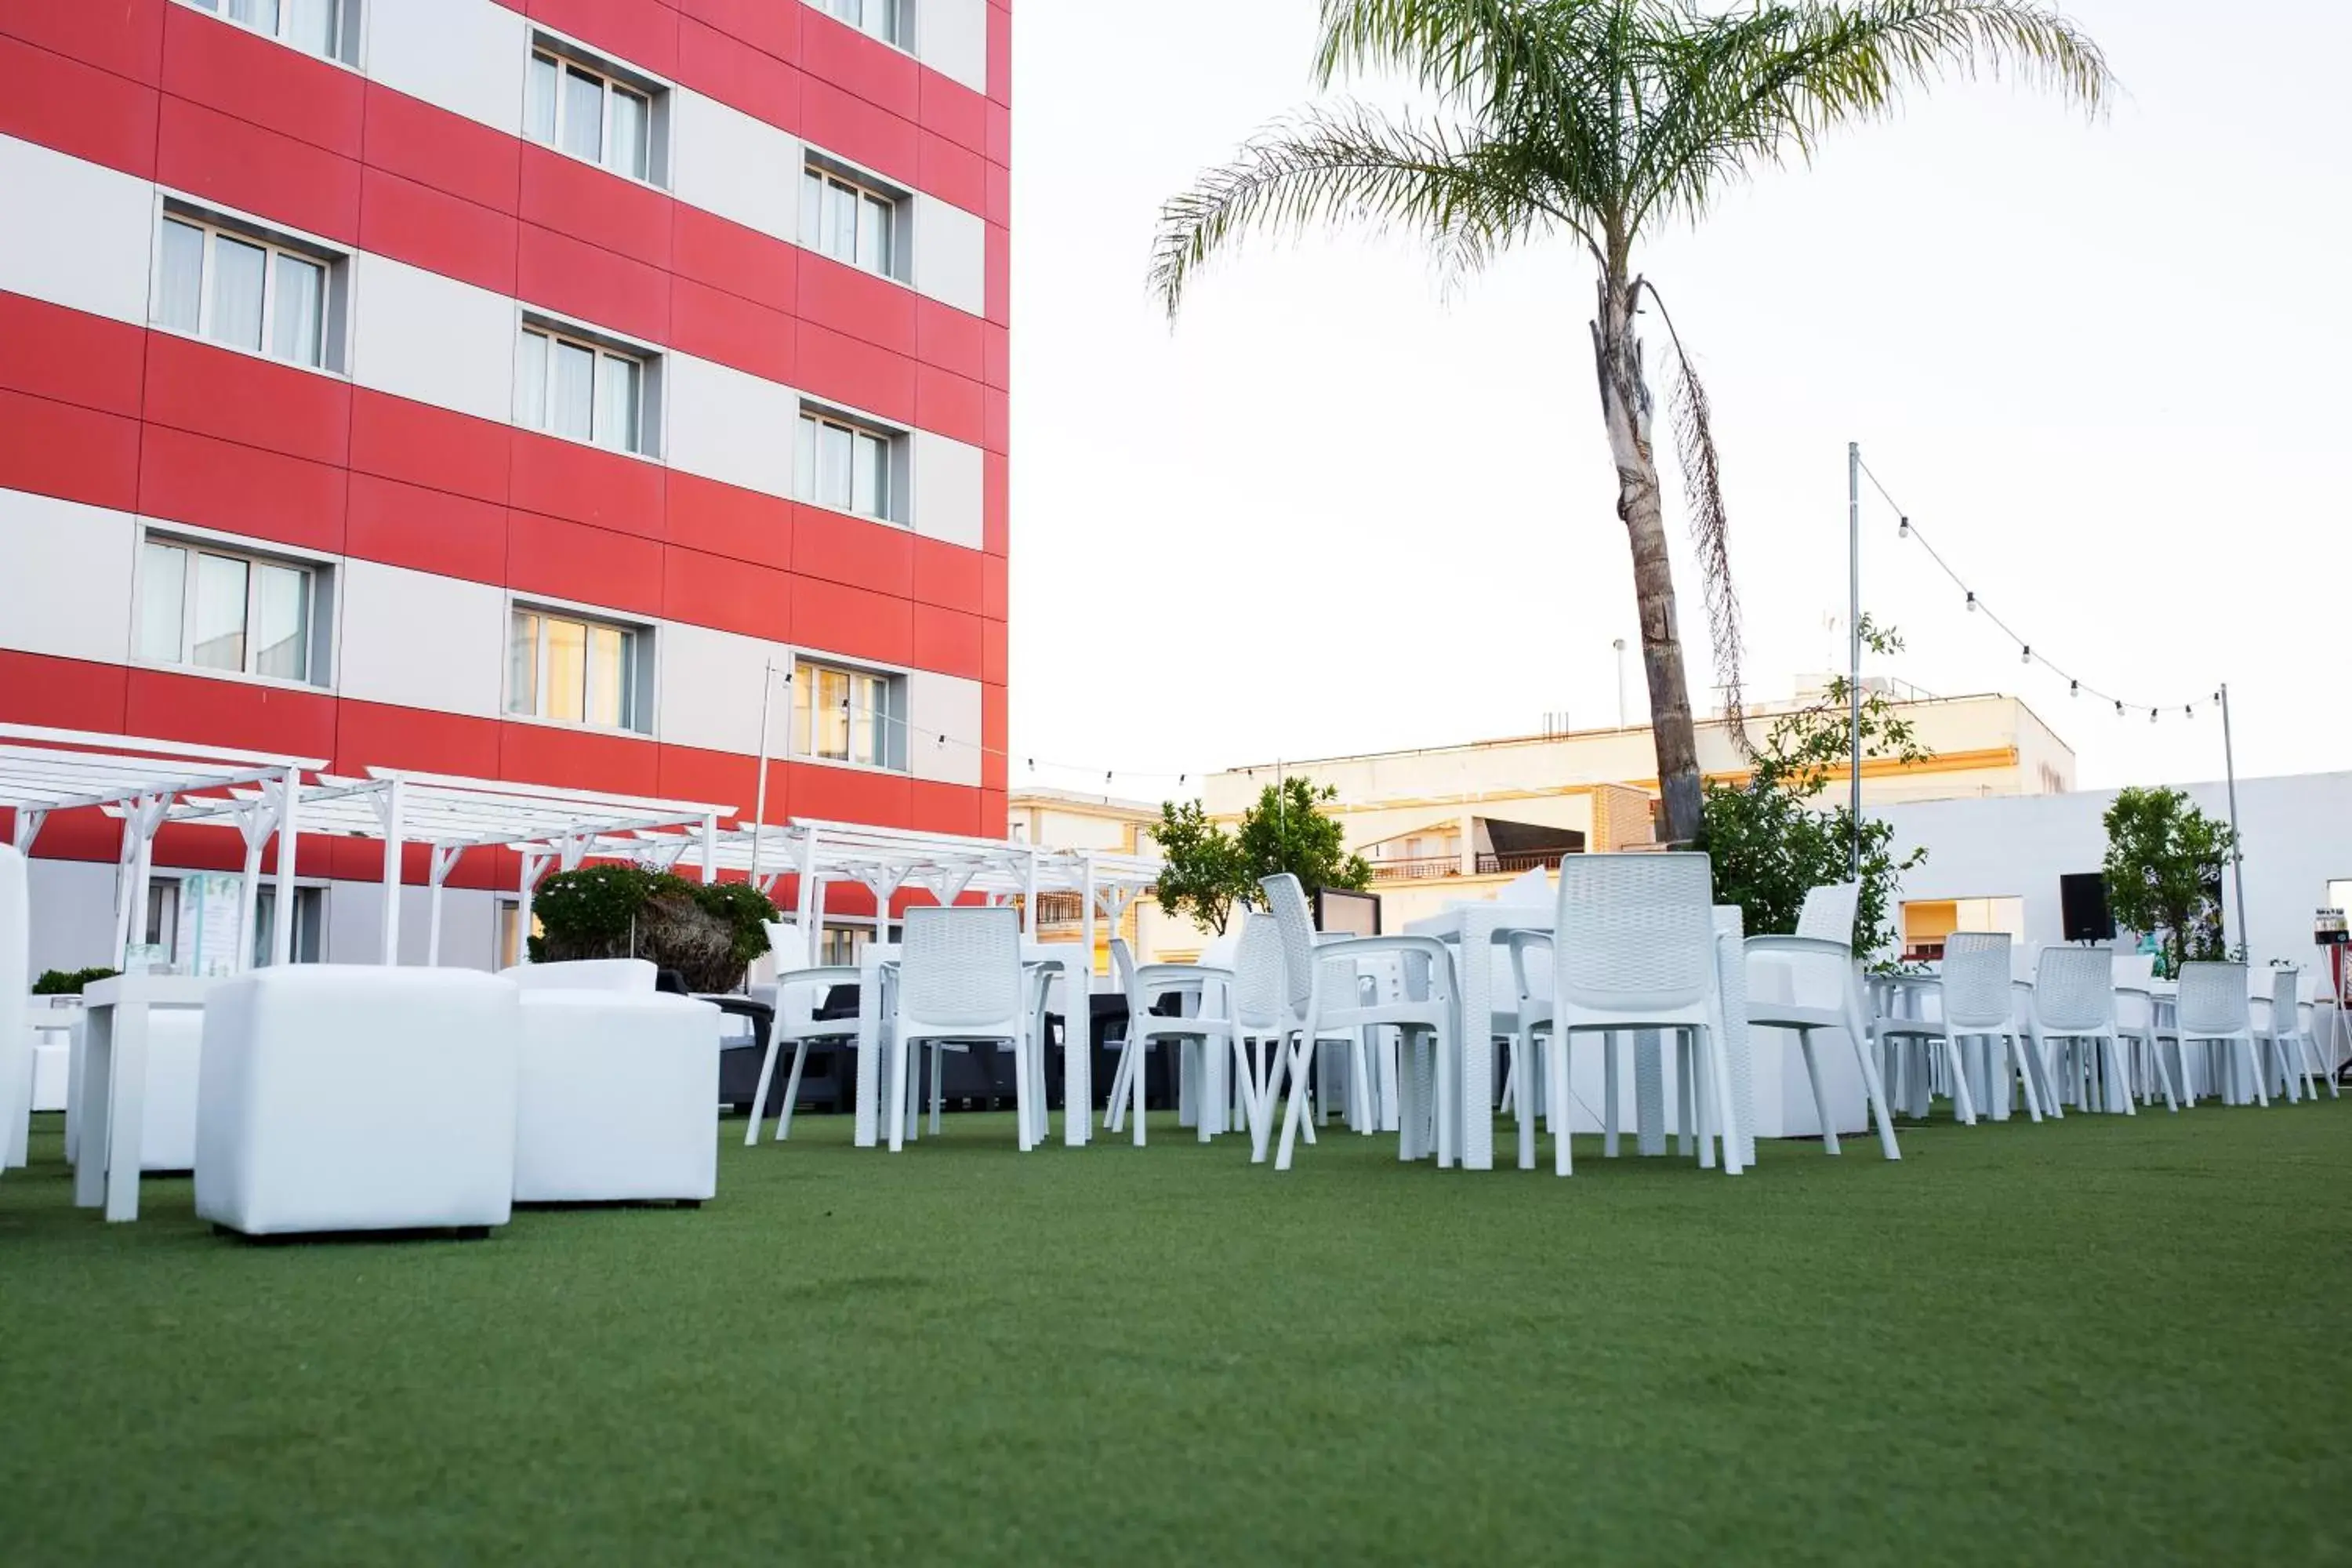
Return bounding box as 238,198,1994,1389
510,989,720,1204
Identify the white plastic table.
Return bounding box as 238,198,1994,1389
73,973,212,1222
851,942,1090,1150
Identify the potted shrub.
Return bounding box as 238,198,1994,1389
528,866,779,993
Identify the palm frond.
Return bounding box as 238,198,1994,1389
1148,103,1577,320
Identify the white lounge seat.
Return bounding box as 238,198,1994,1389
195,966,521,1237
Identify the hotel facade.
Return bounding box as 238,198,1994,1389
0,0,1011,972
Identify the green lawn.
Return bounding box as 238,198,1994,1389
2,1100,2347,1566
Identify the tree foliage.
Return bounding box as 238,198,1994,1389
2101,786,2235,975
1703,617,1926,962
1153,777,1373,934
529,864,779,991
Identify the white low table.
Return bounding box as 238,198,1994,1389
74,973,213,1222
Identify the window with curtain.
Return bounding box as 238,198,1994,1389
154,212,332,369
794,409,898,522
517,325,648,454
183,0,347,61
525,47,656,183
508,608,643,731
792,658,904,770
800,162,904,281
137,537,317,682
812,0,907,49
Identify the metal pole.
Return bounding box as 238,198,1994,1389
750,662,775,887
1848,440,1863,877
1612,638,1627,728
2218,681,2250,959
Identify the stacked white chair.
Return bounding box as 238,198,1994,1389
2038,946,2172,1113
1105,937,1240,1147
889,906,1028,1152
1225,915,1296,1151
1741,881,1902,1158
1869,937,1994,1127
1545,852,1741,1178
1257,873,1457,1172
743,965,862,1143
2164,961,2263,1106
0,844,25,1174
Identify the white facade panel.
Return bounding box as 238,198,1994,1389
671,91,801,245
337,560,506,717
657,622,786,756
349,255,515,426
364,0,528,136
0,136,154,325
910,430,984,550
0,491,136,665
908,670,983,787
666,354,796,499
911,194,986,318
917,0,990,96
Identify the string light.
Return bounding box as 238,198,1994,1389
1965,590,1977,612
2020,644,2031,663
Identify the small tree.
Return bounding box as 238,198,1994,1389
1153,776,1373,934
2102,786,2235,975
1150,799,1250,935
1704,618,1927,962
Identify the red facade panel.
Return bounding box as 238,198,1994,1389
361,82,523,215
0,388,141,513
359,165,521,296
349,390,512,506
508,508,668,619
525,0,682,77
142,332,352,468
155,93,364,245
346,472,511,586
673,16,803,132
138,424,349,556
0,32,162,176
674,0,800,70
667,469,792,567
791,505,913,599
0,0,168,85
518,143,674,272
662,546,793,642
507,429,667,536
159,2,365,158
0,291,147,418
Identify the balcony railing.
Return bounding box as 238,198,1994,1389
1476,848,1573,875
1368,856,1466,883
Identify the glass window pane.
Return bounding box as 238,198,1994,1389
800,171,823,250
544,617,587,724
795,416,817,503
228,0,280,31
138,543,188,663
586,625,627,728
829,183,858,263
792,660,813,754
818,421,853,509
192,554,249,673
815,667,850,760
858,674,889,765
209,235,267,351
517,331,549,429
526,55,559,145
562,67,604,162
596,353,641,452
158,220,205,333
852,431,884,517
857,194,890,275
610,87,650,181
508,611,539,715
251,564,309,681
287,0,336,55
271,252,325,366
552,340,596,441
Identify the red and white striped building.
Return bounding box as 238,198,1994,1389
0,0,1011,971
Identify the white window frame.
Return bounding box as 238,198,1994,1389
134,532,329,688
151,207,343,374
795,405,906,525
506,603,652,735
516,323,652,456
809,0,911,53
179,0,357,66
792,655,907,773
525,42,664,186
800,158,909,283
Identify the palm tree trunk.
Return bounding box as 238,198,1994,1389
1592,271,1704,844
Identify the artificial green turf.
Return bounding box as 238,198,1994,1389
2,1100,2347,1566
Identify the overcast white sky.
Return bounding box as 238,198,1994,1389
1005,0,2351,800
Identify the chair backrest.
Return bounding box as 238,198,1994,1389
1940,932,2013,1029
2176,960,2250,1036
1795,882,1860,946
2034,945,2116,1033
1554,852,1716,1012
1109,936,1138,996
1232,914,1290,1031
896,906,1022,1025
2111,951,2157,989
2269,966,2301,1031
1258,873,1319,1014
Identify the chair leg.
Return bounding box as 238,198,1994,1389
1252,1036,1287,1164
1675,1033,1696,1160
1103,1040,1131,1133
775,1040,813,1142
2147,1029,2179,1112
1275,1036,1317,1172
2009,1033,2044,1123
1515,1029,1537,1171
930,1043,946,1134
1131,1033,1150,1148
1702,1019,1743,1176
1603,1032,1621,1158
888,1031,916,1152
1796,1029,1839,1154
1943,1033,1978,1125
1548,1030,1573,1177
742,1028,786,1147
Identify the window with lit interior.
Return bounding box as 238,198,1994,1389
509,608,646,731
793,659,905,770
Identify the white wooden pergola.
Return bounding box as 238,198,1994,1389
0,724,323,971
134,769,734,968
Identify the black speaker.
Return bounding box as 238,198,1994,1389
2060,873,2114,942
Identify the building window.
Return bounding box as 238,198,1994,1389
801,159,906,281
154,211,339,371
137,537,321,683
809,0,908,50
793,658,904,770
252,884,325,965
508,606,646,731
183,0,352,63
795,407,903,523
517,325,649,455
526,45,659,183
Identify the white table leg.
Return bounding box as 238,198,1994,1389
1063,965,1087,1148
1455,913,1495,1171
104,1000,148,1221
853,956,882,1148
74,1005,111,1210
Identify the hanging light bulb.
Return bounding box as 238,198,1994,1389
2020,644,2031,663
2184,705,2194,719
2114,700,2124,717
2069,680,2079,698
2149,707,2158,724
1898,517,1911,539
1965,591,1978,612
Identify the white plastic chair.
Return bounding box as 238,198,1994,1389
743,966,862,1144
889,906,1028,1152
2163,961,2263,1107
2110,952,2170,1109
1546,853,1740,1178
1226,915,1296,1151
1741,881,1902,1159
2288,970,2339,1099
2259,966,2320,1103
2037,945,2167,1113
1872,937,2002,1127
1258,873,1457,1172
1105,938,1242,1147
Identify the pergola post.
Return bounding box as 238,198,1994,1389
10,807,44,854
859,868,909,946
114,792,172,972
1022,849,1040,938
270,767,300,967
1080,852,1098,978
231,793,283,975
517,847,554,965
376,775,406,966
426,843,463,967
795,828,821,967
699,813,720,884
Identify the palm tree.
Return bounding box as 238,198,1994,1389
1150,0,2109,844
